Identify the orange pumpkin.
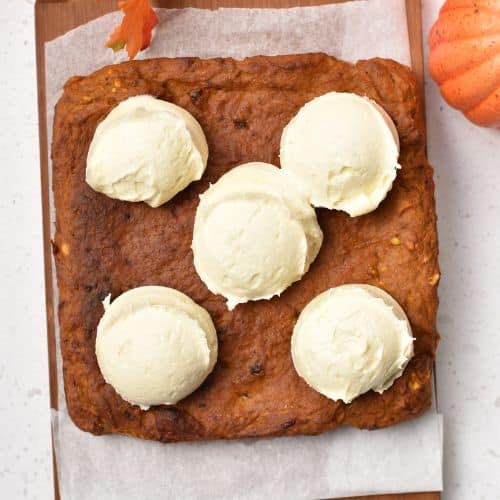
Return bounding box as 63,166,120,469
428,0,500,128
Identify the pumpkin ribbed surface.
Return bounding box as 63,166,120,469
428,0,500,128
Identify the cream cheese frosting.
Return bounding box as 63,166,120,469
280,91,400,217
95,286,218,409
86,95,208,207
192,162,323,310
291,284,414,403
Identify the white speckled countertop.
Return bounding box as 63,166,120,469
0,0,499,499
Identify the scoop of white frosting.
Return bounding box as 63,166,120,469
291,284,414,403
86,95,208,207
95,286,218,409
192,162,323,310
280,91,400,216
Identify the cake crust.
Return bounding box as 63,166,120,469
52,54,439,442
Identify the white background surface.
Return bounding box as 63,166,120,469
0,0,498,499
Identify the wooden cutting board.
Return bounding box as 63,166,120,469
35,1,438,499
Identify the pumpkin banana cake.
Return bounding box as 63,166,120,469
52,53,439,442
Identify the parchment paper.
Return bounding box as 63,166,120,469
45,1,443,498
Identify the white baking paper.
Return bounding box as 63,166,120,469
45,1,443,498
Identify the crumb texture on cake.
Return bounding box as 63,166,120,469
52,54,440,442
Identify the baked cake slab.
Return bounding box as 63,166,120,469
52,54,439,442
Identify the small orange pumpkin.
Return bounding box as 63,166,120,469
428,0,500,128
